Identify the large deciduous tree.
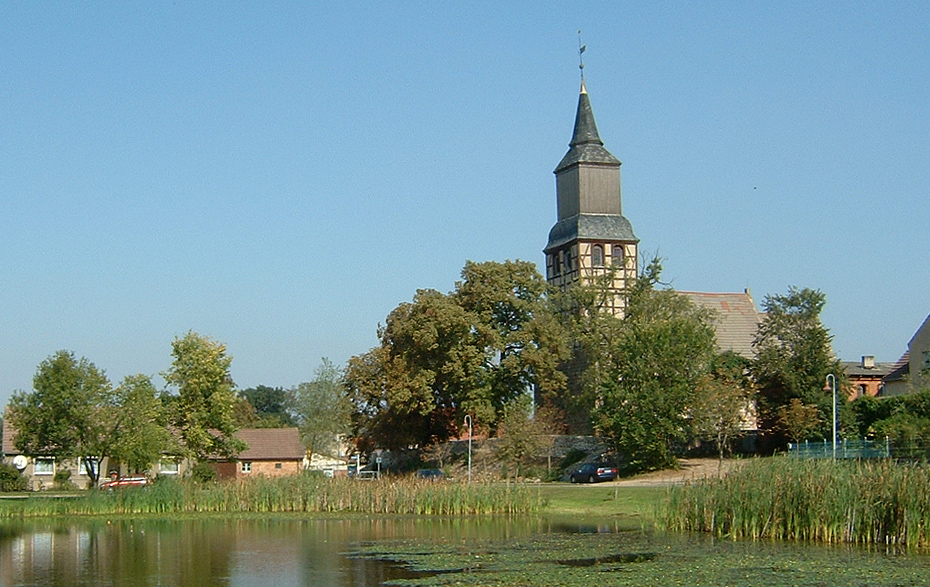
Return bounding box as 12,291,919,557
575,259,717,472
162,331,245,461
453,260,569,423
109,374,174,474
750,287,844,450
8,351,113,485
346,260,569,452
239,385,295,427
690,351,755,466
292,358,353,459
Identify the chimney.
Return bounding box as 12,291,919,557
861,355,875,369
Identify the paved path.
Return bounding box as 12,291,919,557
606,458,738,487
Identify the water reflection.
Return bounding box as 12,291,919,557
0,516,549,586
3,516,925,586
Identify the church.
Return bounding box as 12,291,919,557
544,75,762,357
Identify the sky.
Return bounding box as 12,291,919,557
2,3,928,408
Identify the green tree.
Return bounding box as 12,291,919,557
691,351,754,466
582,259,717,472
292,358,353,459
777,398,822,443
494,396,547,480
347,260,569,452
751,287,844,450
8,351,113,485
109,374,173,474
239,385,295,427
162,332,245,461
348,288,480,451
454,260,569,422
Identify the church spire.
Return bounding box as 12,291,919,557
554,81,620,174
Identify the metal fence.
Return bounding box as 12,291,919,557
787,438,891,459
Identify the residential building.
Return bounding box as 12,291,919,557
882,313,930,396
209,428,305,480
842,355,896,400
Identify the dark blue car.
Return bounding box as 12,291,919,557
569,463,618,483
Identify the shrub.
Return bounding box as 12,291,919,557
190,461,217,483
0,463,27,492
53,468,76,491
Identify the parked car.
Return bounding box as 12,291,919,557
569,463,618,483
416,468,445,481
100,475,148,490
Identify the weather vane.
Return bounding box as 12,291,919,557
578,30,586,81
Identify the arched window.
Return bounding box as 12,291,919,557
592,244,604,267
612,245,624,267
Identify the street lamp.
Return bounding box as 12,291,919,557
464,414,473,484
825,373,837,459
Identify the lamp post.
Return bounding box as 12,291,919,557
825,373,837,459
464,414,473,484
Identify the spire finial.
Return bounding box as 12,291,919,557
578,30,586,82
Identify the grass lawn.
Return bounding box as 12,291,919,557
537,484,665,523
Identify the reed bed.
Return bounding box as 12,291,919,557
664,457,930,547
0,476,539,519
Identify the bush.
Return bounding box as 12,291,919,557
190,461,217,483
53,468,76,491
0,463,27,492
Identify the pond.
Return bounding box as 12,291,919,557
1,516,929,586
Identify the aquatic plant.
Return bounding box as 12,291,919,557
664,457,930,547
0,475,539,518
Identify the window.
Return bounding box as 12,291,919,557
591,245,604,267
160,459,180,475
612,245,624,267
550,253,560,276
275,463,282,469
34,458,54,475
562,249,572,273
240,461,252,474
923,351,930,369
80,458,99,478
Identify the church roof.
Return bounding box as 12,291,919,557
544,213,638,253
554,81,621,174
679,291,763,358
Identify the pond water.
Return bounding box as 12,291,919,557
1,516,929,586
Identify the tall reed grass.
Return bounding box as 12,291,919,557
0,476,539,519
664,457,930,547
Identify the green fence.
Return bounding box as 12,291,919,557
788,439,891,459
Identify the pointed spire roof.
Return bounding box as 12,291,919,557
554,80,620,174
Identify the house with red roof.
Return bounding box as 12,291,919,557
210,427,306,480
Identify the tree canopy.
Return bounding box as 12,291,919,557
8,351,114,485
346,260,569,451
751,287,844,449
571,259,718,471
292,358,353,458
162,331,245,461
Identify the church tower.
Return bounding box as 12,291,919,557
544,79,638,313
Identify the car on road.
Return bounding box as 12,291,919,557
569,463,618,483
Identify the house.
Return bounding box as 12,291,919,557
1,417,185,490
842,355,896,400
210,428,306,480
882,313,930,397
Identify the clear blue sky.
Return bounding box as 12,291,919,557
2,3,928,407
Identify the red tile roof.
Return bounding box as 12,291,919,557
235,428,305,461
